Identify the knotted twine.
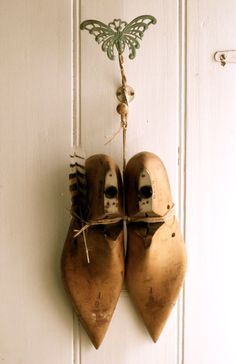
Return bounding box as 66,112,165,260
73,204,176,239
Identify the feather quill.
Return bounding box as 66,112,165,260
69,147,89,263
69,148,87,217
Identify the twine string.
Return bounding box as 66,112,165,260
73,204,176,239
118,54,128,229
118,54,128,172
104,54,128,171
119,54,128,90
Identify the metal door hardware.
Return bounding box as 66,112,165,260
214,50,236,66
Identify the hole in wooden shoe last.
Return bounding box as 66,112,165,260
105,186,118,199
139,185,153,199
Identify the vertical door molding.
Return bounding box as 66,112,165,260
177,0,187,363
72,0,82,149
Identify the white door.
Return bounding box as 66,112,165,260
1,1,236,363
185,1,236,363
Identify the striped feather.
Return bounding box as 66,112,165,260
69,148,87,219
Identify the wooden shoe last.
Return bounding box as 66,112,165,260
61,154,124,348
125,151,187,342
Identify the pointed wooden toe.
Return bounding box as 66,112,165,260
62,219,124,348
125,152,187,342
61,154,124,348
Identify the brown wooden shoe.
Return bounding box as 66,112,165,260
61,154,124,349
125,151,187,342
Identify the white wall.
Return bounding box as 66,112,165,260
1,1,235,363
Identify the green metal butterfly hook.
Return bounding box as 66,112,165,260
80,15,157,60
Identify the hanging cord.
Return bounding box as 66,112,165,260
119,54,128,90
75,53,176,258
118,53,128,172
117,54,129,235
105,54,129,173
104,53,130,237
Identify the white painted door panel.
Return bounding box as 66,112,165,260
0,1,72,363
185,1,236,363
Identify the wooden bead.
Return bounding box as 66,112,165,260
116,102,128,116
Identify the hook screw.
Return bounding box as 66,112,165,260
220,54,226,67
116,86,135,103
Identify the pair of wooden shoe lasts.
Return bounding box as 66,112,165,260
61,151,187,349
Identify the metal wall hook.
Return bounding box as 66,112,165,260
80,14,156,108
80,15,157,168
215,50,236,66
80,15,157,61
80,14,157,110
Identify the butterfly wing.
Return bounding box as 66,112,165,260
80,20,117,60
121,15,157,59
102,36,117,60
